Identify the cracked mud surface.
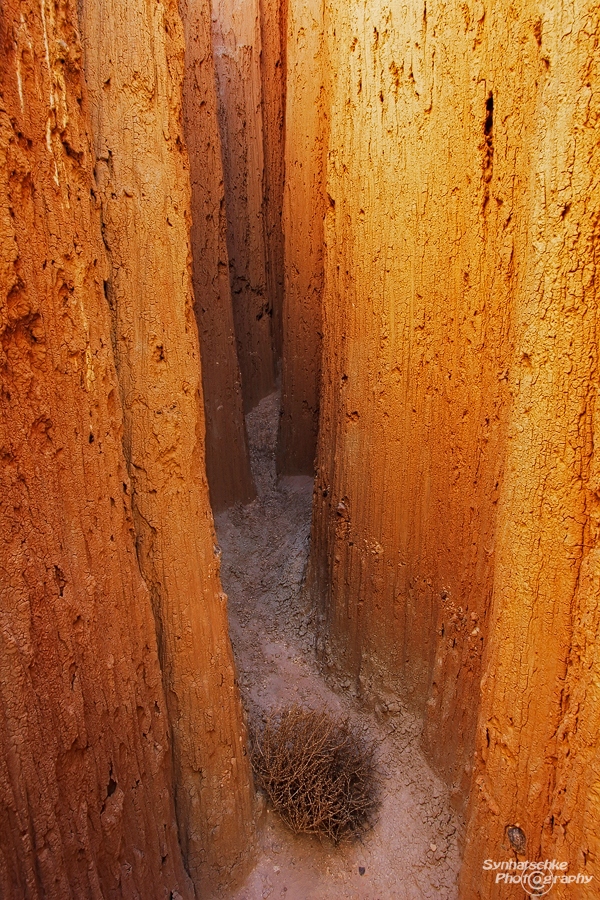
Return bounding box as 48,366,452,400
216,391,462,899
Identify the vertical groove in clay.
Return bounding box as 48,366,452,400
0,1,193,896
180,0,256,511
78,0,256,891
212,0,276,412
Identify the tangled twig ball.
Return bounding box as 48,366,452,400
250,706,378,843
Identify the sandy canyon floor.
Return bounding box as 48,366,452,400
215,392,462,900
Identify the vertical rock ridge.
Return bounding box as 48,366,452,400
78,0,255,891
298,3,600,890
461,4,600,894
212,0,276,412
0,2,193,896
277,0,325,475
304,0,512,794
259,0,287,362
179,0,256,512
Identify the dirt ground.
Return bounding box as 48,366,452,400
215,392,463,899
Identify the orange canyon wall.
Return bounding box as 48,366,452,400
2,0,598,896
305,0,513,789
298,0,599,895
277,0,325,475
0,1,193,896
78,0,255,891
179,0,255,511
212,0,276,411
260,0,287,362
460,4,600,896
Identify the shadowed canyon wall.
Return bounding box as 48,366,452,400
212,0,276,412
179,0,255,511
0,1,193,896
78,0,254,891
260,0,287,361
298,0,599,894
276,0,324,475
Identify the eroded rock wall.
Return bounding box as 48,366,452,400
299,0,599,890
276,0,324,475
179,0,255,511
78,0,255,891
305,0,512,795
260,0,287,361
212,0,276,411
0,2,192,896
460,5,600,896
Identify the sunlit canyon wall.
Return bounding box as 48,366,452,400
1,0,255,895
0,0,193,895
293,1,599,896
1,0,598,897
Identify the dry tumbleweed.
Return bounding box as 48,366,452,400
250,706,378,843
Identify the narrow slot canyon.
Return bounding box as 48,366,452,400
216,390,461,898
0,3,598,900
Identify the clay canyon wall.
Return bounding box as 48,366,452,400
78,0,255,890
180,0,255,512
296,0,599,896
211,0,277,412
0,1,194,895
277,0,324,475
1,0,254,896
1,0,599,897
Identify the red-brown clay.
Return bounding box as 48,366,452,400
0,2,192,895
79,0,255,890
180,0,255,511
300,3,600,896
212,0,276,412
2,1,599,897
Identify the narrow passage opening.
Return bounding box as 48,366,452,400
206,3,463,895
213,391,462,897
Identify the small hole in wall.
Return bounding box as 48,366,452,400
484,92,494,137
507,825,526,853
482,92,494,196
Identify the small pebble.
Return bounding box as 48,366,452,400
430,844,437,852
359,866,366,876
